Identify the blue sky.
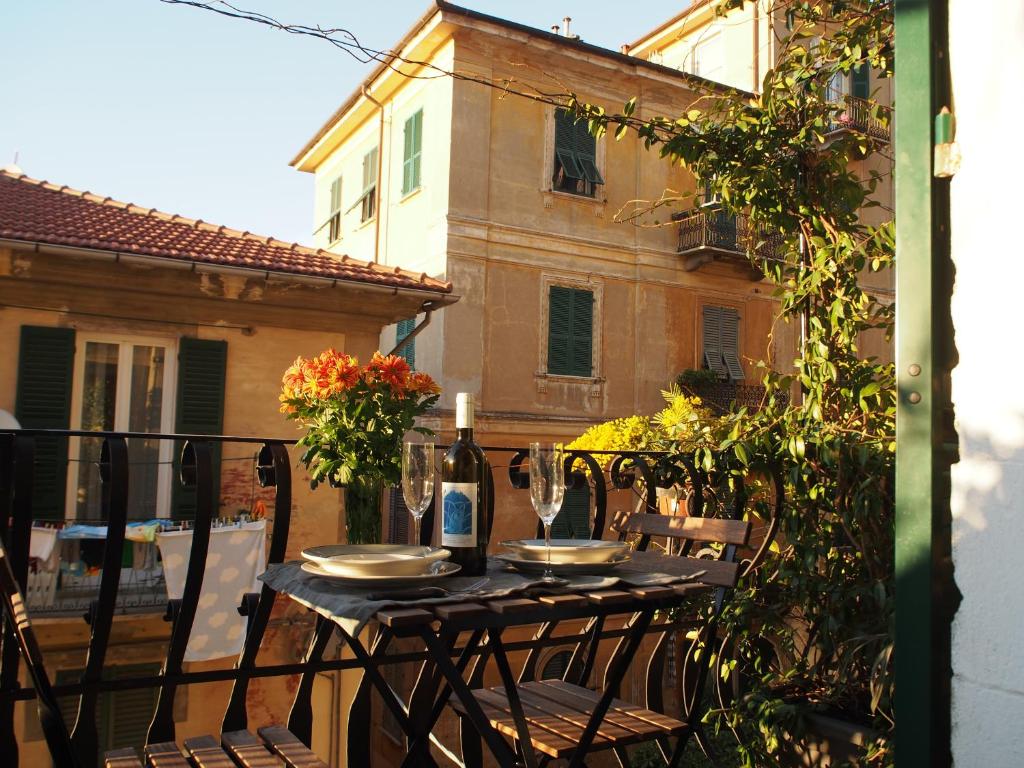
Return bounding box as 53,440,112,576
2,1,687,245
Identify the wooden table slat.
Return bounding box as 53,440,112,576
628,586,677,602
375,607,435,629
487,598,540,615
537,594,589,608
433,602,489,622
586,590,635,606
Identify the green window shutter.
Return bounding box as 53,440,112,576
548,287,593,377
720,307,745,381
547,286,573,375
171,338,227,519
554,109,603,184
551,484,591,539
570,288,593,376
402,110,423,195
396,318,416,371
851,64,870,100
702,305,727,378
15,326,75,520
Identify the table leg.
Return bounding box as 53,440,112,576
418,627,521,768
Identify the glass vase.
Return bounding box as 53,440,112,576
344,476,382,545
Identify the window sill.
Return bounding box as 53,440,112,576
542,188,606,214
357,216,376,231
535,372,605,398
400,186,423,204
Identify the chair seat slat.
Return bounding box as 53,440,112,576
257,725,329,768
221,729,285,767
183,735,236,768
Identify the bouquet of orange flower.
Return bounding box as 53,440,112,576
280,349,440,490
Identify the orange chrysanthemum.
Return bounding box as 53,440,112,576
366,352,411,392
409,371,441,395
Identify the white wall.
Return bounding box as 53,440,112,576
948,1,1024,764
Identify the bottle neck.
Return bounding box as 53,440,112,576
455,426,474,441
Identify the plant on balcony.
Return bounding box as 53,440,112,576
280,349,440,543
569,2,896,765
675,368,720,392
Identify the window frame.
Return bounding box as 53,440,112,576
65,332,177,520
359,146,379,223
327,176,343,244
402,109,424,197
537,274,604,384
542,107,607,203
701,304,745,381
395,317,416,371
551,108,604,198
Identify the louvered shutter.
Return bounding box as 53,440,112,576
702,306,727,378
554,110,584,180
107,673,158,752
551,484,591,539
541,650,572,681
388,486,411,544
396,318,416,370
15,326,75,520
572,118,603,185
547,286,573,375
171,338,227,519
402,110,423,195
570,289,593,376
851,64,870,100
720,308,745,380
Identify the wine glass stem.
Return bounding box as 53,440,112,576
414,516,422,546
544,522,552,579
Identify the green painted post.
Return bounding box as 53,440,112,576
894,0,948,765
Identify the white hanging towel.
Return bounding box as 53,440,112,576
156,520,267,662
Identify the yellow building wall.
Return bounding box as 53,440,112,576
0,245,429,766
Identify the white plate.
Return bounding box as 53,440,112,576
300,559,461,587
320,552,451,578
499,539,628,564
496,553,631,576
302,544,449,566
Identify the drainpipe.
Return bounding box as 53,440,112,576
752,0,760,92
386,304,436,357
363,85,385,265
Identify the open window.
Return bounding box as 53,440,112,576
552,109,604,197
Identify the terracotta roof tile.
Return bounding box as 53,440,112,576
0,170,452,293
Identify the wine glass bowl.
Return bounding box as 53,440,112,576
402,441,435,546
529,442,566,582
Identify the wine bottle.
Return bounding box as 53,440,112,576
441,392,488,576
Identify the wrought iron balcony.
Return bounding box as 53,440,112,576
827,94,891,142
674,207,782,275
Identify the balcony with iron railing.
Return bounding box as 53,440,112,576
674,207,784,275
826,92,891,142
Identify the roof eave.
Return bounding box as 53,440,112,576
0,237,458,303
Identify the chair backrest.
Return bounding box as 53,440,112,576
0,536,81,767
617,512,751,548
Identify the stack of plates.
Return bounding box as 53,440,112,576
300,544,459,586
497,539,630,576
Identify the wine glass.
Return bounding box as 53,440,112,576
402,441,435,547
529,442,566,583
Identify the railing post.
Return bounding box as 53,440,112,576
222,442,292,733
148,440,216,745
70,437,130,768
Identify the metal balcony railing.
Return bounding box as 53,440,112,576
827,93,891,142
674,208,783,272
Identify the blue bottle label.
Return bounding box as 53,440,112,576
441,482,477,547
